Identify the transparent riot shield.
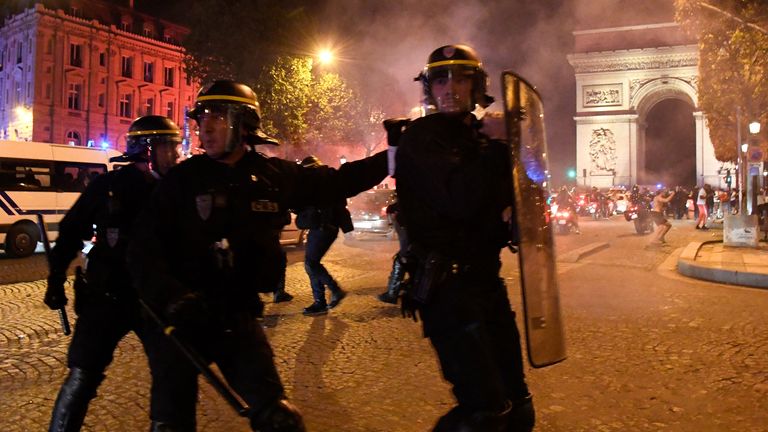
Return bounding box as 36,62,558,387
502,71,566,368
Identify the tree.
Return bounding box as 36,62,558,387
675,0,768,161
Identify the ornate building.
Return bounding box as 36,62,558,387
568,0,722,189
0,0,196,152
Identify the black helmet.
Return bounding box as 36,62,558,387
187,80,278,152
415,44,494,112
112,115,181,170
300,155,323,168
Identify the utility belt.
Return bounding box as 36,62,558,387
407,245,500,304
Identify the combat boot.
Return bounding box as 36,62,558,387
507,394,535,432
149,421,194,432
249,399,306,432
378,254,405,304
48,367,105,432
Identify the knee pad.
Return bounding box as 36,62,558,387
250,399,306,432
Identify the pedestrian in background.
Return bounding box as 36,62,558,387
295,155,352,316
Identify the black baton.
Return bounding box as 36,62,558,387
138,299,249,417
36,214,71,336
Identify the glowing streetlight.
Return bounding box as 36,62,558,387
749,120,761,135
14,106,33,125
317,49,334,66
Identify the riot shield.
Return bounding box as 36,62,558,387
502,71,566,368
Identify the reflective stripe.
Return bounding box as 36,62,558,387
197,94,257,106
126,129,180,136
426,59,480,69
0,191,58,215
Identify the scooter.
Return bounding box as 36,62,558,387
551,204,578,235
624,201,653,234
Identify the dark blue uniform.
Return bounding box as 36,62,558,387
129,150,386,429
47,163,159,430
395,113,532,431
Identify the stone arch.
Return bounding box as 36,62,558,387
632,77,697,117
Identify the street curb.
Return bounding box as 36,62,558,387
558,242,610,263
677,240,768,289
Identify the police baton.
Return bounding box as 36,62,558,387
138,298,250,417
36,214,71,336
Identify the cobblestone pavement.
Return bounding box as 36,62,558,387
1,220,768,431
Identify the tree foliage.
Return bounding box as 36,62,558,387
675,0,768,162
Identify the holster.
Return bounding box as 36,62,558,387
412,251,450,304
73,266,89,315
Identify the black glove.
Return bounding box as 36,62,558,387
383,118,410,147
44,273,68,310
165,293,209,332
399,278,421,322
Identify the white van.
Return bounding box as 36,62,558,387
0,141,122,257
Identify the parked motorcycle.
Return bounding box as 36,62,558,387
624,201,653,234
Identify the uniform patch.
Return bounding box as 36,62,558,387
106,228,119,248
196,194,213,220
251,200,279,212
443,46,456,58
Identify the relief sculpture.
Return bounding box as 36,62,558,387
589,128,617,175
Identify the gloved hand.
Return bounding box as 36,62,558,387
399,281,421,323
44,273,68,310
165,293,209,333
383,118,410,147
384,118,409,177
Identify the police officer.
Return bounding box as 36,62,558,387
43,116,181,432
128,80,387,431
295,156,353,315
395,45,534,432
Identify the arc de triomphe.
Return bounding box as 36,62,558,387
568,22,722,189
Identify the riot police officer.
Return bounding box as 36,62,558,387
44,116,181,432
128,80,387,431
395,45,535,432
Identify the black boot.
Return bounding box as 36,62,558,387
249,399,306,432
48,368,105,432
378,254,405,304
507,394,535,432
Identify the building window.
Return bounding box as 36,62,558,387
99,52,106,67
143,61,154,83
0,49,4,71
121,56,133,78
119,93,132,118
45,83,52,99
69,43,82,67
166,101,174,119
143,25,154,37
164,67,174,87
67,82,82,110
66,130,81,146
144,97,155,115
46,38,53,54
16,42,22,64
120,21,131,32
98,93,105,108
185,74,192,86
69,7,81,18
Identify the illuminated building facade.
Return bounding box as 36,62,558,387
0,1,196,152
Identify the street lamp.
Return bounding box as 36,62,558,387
317,49,334,66
749,120,761,135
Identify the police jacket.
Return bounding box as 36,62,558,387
49,163,158,300
395,113,513,260
129,150,387,314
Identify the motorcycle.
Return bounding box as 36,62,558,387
624,201,653,234
551,204,578,235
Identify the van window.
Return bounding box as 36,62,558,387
0,159,51,190
52,161,106,192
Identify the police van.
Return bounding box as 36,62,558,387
0,141,122,257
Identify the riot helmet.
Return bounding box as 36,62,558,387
300,155,323,168
415,44,494,114
187,80,278,158
112,115,181,176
